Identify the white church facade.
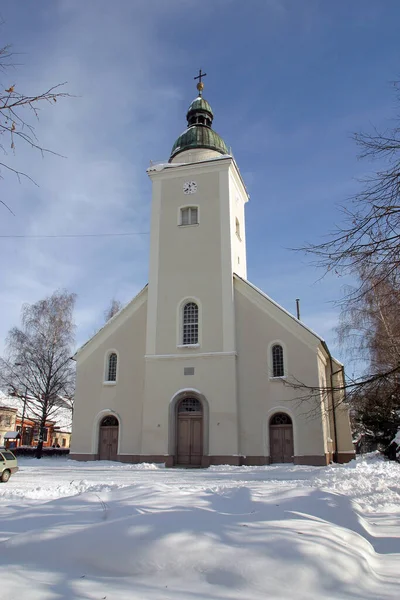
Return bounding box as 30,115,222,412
71,77,354,467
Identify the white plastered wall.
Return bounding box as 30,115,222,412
71,297,147,457
234,280,327,459
141,353,238,456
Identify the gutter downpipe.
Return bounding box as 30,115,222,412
322,341,339,463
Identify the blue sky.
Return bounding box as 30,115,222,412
1,0,400,374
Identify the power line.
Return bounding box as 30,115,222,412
0,231,150,239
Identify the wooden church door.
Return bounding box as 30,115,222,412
99,416,119,461
176,398,203,466
270,413,293,463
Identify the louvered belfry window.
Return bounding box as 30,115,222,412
272,344,284,377
107,352,117,381
183,302,199,345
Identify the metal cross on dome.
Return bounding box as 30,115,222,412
194,68,207,84
194,69,207,95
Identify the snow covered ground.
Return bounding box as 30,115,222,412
0,455,399,599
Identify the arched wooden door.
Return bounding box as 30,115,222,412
270,413,294,463
176,398,203,466
99,415,119,461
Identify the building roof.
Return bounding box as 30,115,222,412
186,96,213,118
233,274,344,367
73,283,148,360
0,391,72,433
4,431,21,440
170,126,228,160
170,94,228,161
234,274,325,343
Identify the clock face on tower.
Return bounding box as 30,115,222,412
183,181,197,194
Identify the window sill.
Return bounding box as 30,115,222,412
177,344,200,349
178,223,199,228
269,376,287,381
103,381,117,386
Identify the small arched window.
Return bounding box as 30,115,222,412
107,352,118,382
272,344,284,378
100,415,118,426
178,398,202,413
235,218,241,240
182,302,199,345
270,413,292,425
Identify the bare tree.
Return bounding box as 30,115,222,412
301,87,400,303
338,268,400,370
296,86,400,452
0,43,69,213
0,290,76,458
337,270,400,446
104,298,123,322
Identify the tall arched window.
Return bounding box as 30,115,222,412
183,302,199,345
272,344,284,378
107,352,118,382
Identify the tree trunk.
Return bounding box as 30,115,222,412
35,439,43,459
35,415,47,459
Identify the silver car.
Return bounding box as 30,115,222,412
0,449,19,482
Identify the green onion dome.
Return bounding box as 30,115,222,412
170,95,228,161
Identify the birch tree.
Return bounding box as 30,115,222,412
0,290,76,458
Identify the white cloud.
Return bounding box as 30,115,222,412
0,1,186,352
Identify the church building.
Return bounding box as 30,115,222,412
71,75,354,467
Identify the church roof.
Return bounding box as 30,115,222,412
169,85,228,161
234,274,343,367
170,124,228,160
187,97,213,119
73,284,148,360
233,275,332,352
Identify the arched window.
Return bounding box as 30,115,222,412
100,415,119,426
272,344,284,378
178,398,202,413
107,352,118,382
183,302,199,345
270,413,292,426
235,217,241,240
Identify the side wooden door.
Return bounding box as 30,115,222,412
176,398,203,466
270,427,294,463
270,426,284,463
189,418,203,466
282,425,294,463
270,413,293,464
177,417,191,465
99,426,119,460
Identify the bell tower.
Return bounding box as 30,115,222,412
146,74,249,356
141,74,249,462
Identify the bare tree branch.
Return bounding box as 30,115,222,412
294,85,400,455
0,41,71,213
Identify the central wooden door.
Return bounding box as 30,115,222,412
99,416,119,461
177,398,203,466
270,413,293,463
